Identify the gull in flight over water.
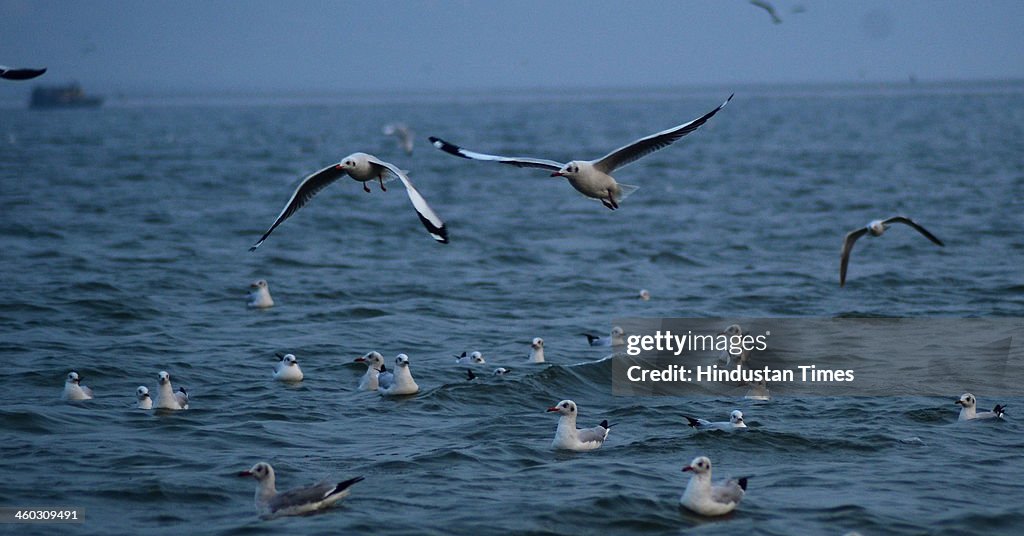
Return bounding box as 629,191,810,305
749,0,783,24
383,123,415,155
429,95,732,210
249,152,448,251
238,462,364,519
840,216,944,287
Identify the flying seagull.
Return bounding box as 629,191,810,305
749,0,783,24
840,216,944,287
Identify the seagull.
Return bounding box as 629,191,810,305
136,386,153,409
492,367,512,376
247,279,275,308
378,354,420,396
466,368,477,381
429,95,732,210
744,380,771,401
680,456,748,516
749,0,783,24
248,152,448,251
62,371,93,401
238,462,364,519
638,289,651,301
354,351,385,391
955,393,1006,421
155,371,189,410
717,324,749,367
840,216,944,287
684,410,747,430
582,326,625,347
273,353,304,382
383,123,415,155
547,399,611,451
0,65,47,81
455,351,486,365
529,337,545,363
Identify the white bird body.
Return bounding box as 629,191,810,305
378,354,419,396
62,371,93,401
155,371,189,410
273,354,304,382
136,386,153,409
354,351,384,391
455,351,485,365
247,279,274,308
956,393,1005,421
680,456,748,516
685,410,747,430
239,462,363,519
583,326,625,347
529,337,545,363
547,400,611,451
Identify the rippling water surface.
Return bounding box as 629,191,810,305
1,82,1022,535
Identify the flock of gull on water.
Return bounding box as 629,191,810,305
37,86,1004,520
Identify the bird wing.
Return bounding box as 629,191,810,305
576,424,609,444
839,227,869,287
592,94,733,174
378,371,395,390
364,155,449,244
174,388,189,408
0,66,47,80
750,0,783,24
883,216,944,246
711,478,746,505
267,482,338,512
428,137,563,171
249,164,347,251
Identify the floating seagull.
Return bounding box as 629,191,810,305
840,216,944,287
429,95,732,210
62,371,93,401
493,367,512,376
749,0,783,24
0,65,47,81
547,399,611,451
249,152,448,251
354,351,385,391
273,353,304,382
680,456,748,516
684,410,747,430
955,393,1005,421
582,326,625,347
455,351,486,365
529,337,545,363
638,289,651,301
378,354,420,396
155,371,189,410
744,380,771,401
383,123,415,155
717,324,750,367
136,386,152,409
238,462,364,519
247,279,275,308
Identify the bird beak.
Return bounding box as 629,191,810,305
682,466,693,472
334,164,343,170
546,407,559,412
238,471,252,477
955,400,964,405
550,171,563,177
354,357,366,362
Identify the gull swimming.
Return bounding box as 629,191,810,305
238,462,364,519
273,353,304,382
155,371,189,410
467,367,512,380
582,326,625,347
680,456,748,516
955,393,1006,421
429,95,732,209
247,279,274,308
62,371,93,401
136,386,153,409
249,152,448,251
840,216,944,287
529,337,545,363
378,354,420,396
354,351,384,391
744,380,771,401
718,324,750,367
383,123,415,155
638,289,651,301
684,410,747,430
547,399,611,451
0,65,47,80
455,351,486,365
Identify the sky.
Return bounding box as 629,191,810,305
2,0,1023,98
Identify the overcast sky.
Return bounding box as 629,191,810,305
2,0,1023,97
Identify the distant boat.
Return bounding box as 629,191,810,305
29,83,103,109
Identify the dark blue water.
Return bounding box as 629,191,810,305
1,82,1022,535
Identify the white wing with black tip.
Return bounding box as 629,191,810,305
249,164,347,251
365,155,449,244
592,94,733,174
428,136,563,171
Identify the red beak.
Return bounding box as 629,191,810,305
354,357,366,362
546,407,559,412
682,466,693,472
238,471,252,477
550,171,564,177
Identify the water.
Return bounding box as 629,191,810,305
1,82,1022,535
